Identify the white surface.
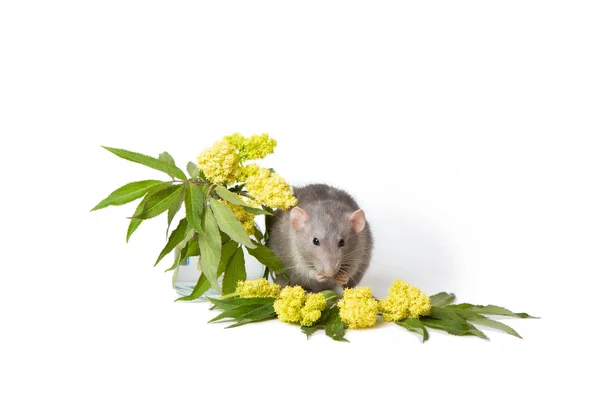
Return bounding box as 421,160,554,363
1,1,599,399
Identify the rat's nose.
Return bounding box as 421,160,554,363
322,264,336,277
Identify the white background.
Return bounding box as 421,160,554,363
1,1,599,399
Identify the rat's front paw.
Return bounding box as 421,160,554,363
334,271,349,285
314,272,329,282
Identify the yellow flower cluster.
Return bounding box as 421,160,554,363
197,134,297,210
378,280,431,322
272,285,327,326
225,133,277,162
196,139,239,185
337,287,379,329
236,278,281,298
245,167,298,210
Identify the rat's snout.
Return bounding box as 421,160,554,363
320,260,338,277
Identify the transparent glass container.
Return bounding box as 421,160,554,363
172,248,266,301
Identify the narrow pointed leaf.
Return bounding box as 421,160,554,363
126,182,173,242
397,319,429,342
222,247,246,294
102,146,187,180
91,180,163,211
180,235,200,259
185,184,205,233
429,292,456,307
208,297,274,311
217,241,239,277
466,315,522,338
132,185,182,219
429,306,466,321
175,274,210,302
154,218,188,266
233,303,275,321
214,185,247,206
210,198,257,249
421,317,488,339
127,199,146,242
165,250,181,272
254,227,264,242
242,206,273,216
209,304,260,322
445,303,536,318
197,207,222,293
246,242,285,273
166,184,185,236
225,313,277,329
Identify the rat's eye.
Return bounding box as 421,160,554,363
312,238,320,246
338,239,345,247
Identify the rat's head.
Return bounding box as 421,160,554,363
290,202,367,278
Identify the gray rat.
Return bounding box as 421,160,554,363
266,183,373,292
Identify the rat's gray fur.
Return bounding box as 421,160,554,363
266,184,373,292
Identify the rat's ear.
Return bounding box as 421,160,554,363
349,209,366,233
290,207,310,231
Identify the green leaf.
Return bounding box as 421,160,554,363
209,198,257,249
180,235,200,258
158,151,176,166
222,247,246,294
230,303,275,321
91,180,163,211
246,242,285,274
154,218,188,266
208,296,274,311
467,315,522,338
300,325,319,339
242,206,273,216
209,304,261,322
132,185,182,219
197,207,222,293
321,290,340,306
175,274,211,302
224,304,277,328
224,313,277,329
186,162,200,179
217,241,239,277
185,184,206,233
397,319,429,342
429,292,456,307
102,146,187,180
220,230,231,244
214,185,248,206
126,182,173,242
166,184,185,236
324,307,348,342
428,306,466,321
444,303,536,318
127,198,146,242
421,317,488,339
254,227,264,242
165,249,181,272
